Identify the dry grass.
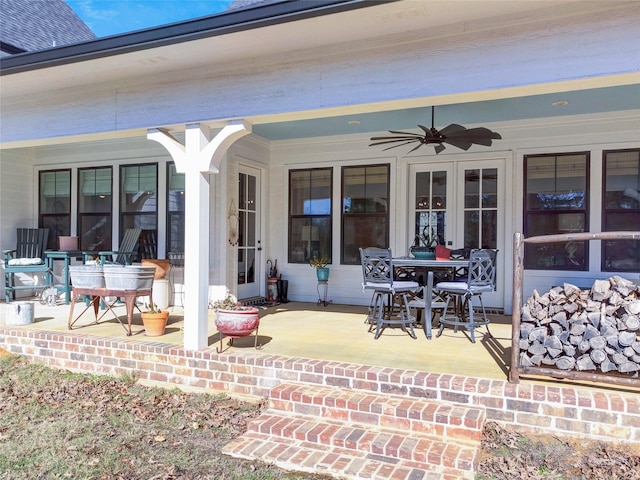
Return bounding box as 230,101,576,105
1,352,638,480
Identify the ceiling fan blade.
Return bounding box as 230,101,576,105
370,135,423,142
434,143,447,154
442,136,473,151
407,142,427,153
455,127,502,144
369,138,421,147
380,140,422,151
388,130,425,136
438,123,467,136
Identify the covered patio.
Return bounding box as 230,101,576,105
2,298,513,380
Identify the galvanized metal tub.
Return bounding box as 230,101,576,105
69,265,105,288
103,265,155,290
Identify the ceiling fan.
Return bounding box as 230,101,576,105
369,106,501,154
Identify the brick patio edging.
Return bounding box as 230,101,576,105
1,327,639,445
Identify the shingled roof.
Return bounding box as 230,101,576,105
0,0,95,54
227,0,284,11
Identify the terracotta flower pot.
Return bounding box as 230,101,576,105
214,308,260,337
141,310,169,336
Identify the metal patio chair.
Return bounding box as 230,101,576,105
359,247,419,339
434,249,498,343
3,228,51,303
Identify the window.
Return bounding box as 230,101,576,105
523,153,589,270
602,148,640,272
167,163,185,254
288,168,332,264
39,169,71,250
78,167,112,252
341,164,389,265
120,164,157,244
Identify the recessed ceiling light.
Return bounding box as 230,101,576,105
552,100,569,107
347,120,360,125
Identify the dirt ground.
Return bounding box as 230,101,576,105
1,353,638,479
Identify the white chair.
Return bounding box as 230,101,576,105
434,249,497,343
359,247,419,339
407,271,447,340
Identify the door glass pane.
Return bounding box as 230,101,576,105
246,211,256,245
464,169,480,208
247,174,256,212
482,168,498,209
464,211,479,249
413,170,446,246
415,172,431,209
433,171,447,208
481,210,497,249
240,249,255,284
463,168,498,250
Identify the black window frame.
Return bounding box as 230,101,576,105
119,163,158,249
287,167,333,265
77,166,113,252
523,152,590,271
166,162,185,255
341,163,390,265
601,148,640,272
38,168,71,250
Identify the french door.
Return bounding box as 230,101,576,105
237,165,261,300
409,158,504,307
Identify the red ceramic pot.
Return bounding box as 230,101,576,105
214,308,260,337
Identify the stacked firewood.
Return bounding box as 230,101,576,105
520,276,640,375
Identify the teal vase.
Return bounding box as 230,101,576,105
316,267,330,281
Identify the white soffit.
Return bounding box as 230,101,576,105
1,0,614,98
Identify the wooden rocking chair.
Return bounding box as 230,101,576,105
3,228,51,303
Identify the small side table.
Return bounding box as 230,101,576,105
317,280,332,306
45,250,86,305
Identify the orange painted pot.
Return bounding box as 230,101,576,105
141,311,169,336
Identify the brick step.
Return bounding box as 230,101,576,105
223,426,477,480
222,383,486,479
269,382,485,443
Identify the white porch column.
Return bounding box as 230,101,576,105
148,122,251,350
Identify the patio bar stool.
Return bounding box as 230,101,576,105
434,249,498,343
359,247,419,339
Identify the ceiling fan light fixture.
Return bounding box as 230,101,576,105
369,106,501,154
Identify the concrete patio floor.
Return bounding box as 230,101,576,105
2,296,513,381
3,296,639,396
